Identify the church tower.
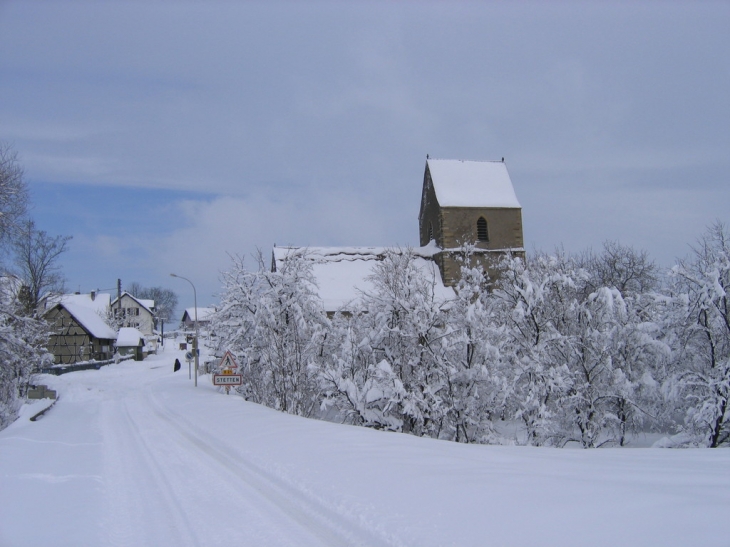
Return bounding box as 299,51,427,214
418,158,524,286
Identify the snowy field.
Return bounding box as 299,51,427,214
1,344,728,547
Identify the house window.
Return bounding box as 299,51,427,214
477,217,489,242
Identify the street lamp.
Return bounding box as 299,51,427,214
170,273,199,387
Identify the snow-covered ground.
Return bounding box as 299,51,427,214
1,343,728,547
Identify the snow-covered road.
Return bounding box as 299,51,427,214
1,344,729,547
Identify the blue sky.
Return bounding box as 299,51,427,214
1,1,729,314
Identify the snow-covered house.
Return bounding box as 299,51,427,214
116,327,147,361
181,307,216,331
44,301,117,364
271,245,455,314
39,292,114,364
419,158,524,285
111,292,156,335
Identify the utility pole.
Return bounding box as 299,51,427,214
117,278,122,326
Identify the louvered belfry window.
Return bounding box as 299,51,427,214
477,217,489,242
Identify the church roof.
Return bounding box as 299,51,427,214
272,245,454,313
427,159,521,208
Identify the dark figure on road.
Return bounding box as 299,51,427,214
174,358,181,372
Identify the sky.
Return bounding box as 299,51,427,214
1,1,728,314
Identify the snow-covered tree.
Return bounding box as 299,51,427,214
0,278,51,429
318,309,407,431
12,219,71,315
213,252,329,417
667,222,730,447
440,246,508,443
494,248,666,447
0,145,53,430
0,143,28,247
319,249,455,438
577,240,660,299
493,252,574,446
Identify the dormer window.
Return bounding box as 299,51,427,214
477,217,489,242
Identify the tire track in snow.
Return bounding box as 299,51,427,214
101,398,203,547
144,389,396,547
122,395,313,547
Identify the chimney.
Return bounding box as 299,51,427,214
91,291,96,301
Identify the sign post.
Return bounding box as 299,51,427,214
213,351,242,394
185,351,193,379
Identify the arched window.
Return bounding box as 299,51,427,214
477,217,489,242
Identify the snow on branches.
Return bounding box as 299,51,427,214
211,227,728,448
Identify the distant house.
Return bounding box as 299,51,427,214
44,302,117,364
271,245,454,314
181,307,216,331
116,327,146,361
111,292,156,335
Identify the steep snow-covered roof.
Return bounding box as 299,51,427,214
111,292,155,315
427,159,521,208
183,307,216,322
55,292,111,315
272,244,454,313
117,327,144,347
61,303,117,340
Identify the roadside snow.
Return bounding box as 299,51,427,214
0,342,727,547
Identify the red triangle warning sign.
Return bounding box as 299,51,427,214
218,350,239,371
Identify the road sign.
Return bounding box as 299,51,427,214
185,351,193,361
213,374,242,386
218,351,239,371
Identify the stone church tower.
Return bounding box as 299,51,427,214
418,158,524,286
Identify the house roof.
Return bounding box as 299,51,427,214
60,302,117,340
52,292,111,315
117,327,145,347
183,307,216,322
426,159,521,208
111,292,155,315
272,244,454,313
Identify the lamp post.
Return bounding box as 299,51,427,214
170,273,199,387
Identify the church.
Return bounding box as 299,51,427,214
419,157,524,285
272,157,524,312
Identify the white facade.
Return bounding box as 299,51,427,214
111,292,156,336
